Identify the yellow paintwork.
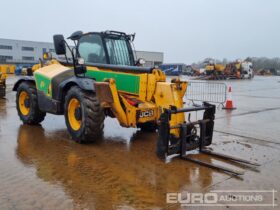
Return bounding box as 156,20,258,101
35,63,69,79
205,64,225,72
32,59,60,72
68,98,81,131
205,65,215,71
19,91,30,116
235,63,241,70
154,81,188,137
146,73,157,101
32,63,42,72
138,74,148,101
137,102,159,124
0,72,7,81
99,74,187,137
137,69,166,101
215,64,225,71
0,65,16,74
35,60,188,135
106,79,129,127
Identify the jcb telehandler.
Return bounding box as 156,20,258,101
13,31,259,175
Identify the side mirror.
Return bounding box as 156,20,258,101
53,34,66,55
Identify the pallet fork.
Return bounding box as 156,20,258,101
157,102,260,176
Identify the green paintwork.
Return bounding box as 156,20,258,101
86,69,140,94
33,67,140,96
34,72,52,96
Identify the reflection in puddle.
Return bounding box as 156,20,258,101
16,124,219,209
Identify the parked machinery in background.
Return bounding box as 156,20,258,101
204,59,226,79
224,60,254,79
205,63,226,75
0,72,7,98
202,59,254,80
0,65,16,74
182,65,201,76
240,61,254,79
159,63,184,76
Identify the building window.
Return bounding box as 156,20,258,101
22,56,34,61
49,48,55,53
22,46,34,51
0,45,12,50
0,55,13,60
154,61,163,67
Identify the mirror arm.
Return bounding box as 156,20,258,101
39,58,44,67
63,40,76,69
65,55,69,64
69,43,85,78
60,38,85,78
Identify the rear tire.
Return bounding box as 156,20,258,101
16,82,46,124
64,86,105,143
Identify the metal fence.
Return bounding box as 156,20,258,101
186,81,227,105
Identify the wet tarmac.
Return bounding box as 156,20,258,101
0,76,279,210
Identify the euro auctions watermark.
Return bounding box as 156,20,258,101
167,190,278,207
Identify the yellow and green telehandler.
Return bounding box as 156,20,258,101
13,31,259,175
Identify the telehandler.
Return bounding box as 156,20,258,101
204,60,226,79
13,31,259,175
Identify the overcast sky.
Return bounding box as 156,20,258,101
1,0,279,63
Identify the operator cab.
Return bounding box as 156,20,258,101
53,30,152,75
78,31,135,66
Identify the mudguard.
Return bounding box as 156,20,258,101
13,76,35,91
54,76,96,101
39,76,96,114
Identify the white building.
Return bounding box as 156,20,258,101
0,38,164,67
0,38,57,64
135,51,164,67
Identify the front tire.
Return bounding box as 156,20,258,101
16,82,46,124
64,86,105,143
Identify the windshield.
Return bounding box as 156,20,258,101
78,34,107,64
105,37,133,66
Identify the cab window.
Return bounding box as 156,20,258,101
78,34,106,64
105,37,133,66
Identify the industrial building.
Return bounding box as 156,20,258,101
135,50,164,67
0,38,164,67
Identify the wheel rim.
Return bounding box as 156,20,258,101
68,98,82,131
19,91,30,116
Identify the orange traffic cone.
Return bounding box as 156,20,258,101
223,86,236,110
